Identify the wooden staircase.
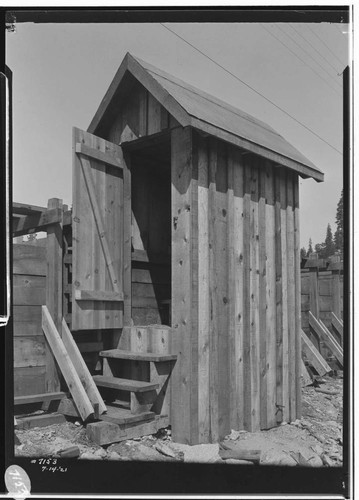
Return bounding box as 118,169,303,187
42,315,176,445
87,337,177,445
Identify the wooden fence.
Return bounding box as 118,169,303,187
13,241,48,396
301,253,343,355
13,200,68,397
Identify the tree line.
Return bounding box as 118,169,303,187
301,189,343,260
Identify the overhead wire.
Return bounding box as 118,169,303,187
261,24,341,96
159,23,342,155
276,25,342,90
289,23,342,74
307,24,345,68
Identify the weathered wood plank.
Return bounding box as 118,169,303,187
249,156,260,431
293,175,302,419
265,161,277,428
93,375,158,392
86,414,169,446
207,139,219,441
330,257,342,318
14,337,46,368
12,208,62,237
274,167,283,424
42,306,94,421
280,170,289,423
13,276,46,306
232,147,245,430
62,319,106,415
331,312,343,345
147,93,162,135
258,159,267,429
170,126,193,444
309,312,343,365
14,366,46,397
242,156,252,430
13,244,46,276
100,349,176,362
75,143,123,169
14,392,67,406
123,150,132,329
301,329,331,376
308,255,320,352
189,134,199,443
216,140,230,439
286,171,296,421
74,290,124,302
227,146,236,431
13,201,47,216
16,413,66,430
45,198,63,393
13,309,42,337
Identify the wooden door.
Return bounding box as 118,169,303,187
72,127,128,330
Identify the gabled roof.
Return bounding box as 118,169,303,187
88,53,324,182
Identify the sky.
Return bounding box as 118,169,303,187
6,19,349,248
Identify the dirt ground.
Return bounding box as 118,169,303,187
14,373,343,466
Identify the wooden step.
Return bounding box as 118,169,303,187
100,405,155,425
99,349,177,363
14,392,67,406
93,375,158,393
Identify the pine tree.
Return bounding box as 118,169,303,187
315,242,325,259
334,189,343,254
323,223,335,258
307,238,313,257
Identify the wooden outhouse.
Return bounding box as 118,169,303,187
71,52,324,443
13,52,324,445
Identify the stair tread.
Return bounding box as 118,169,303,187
100,405,155,425
99,349,177,362
93,375,158,392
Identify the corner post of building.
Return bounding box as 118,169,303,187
45,197,64,392
170,126,199,444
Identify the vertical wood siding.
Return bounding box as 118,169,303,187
13,243,48,396
107,76,179,144
171,129,301,443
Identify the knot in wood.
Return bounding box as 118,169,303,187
73,216,80,223
223,297,228,304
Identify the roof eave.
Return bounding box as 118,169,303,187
190,117,324,182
